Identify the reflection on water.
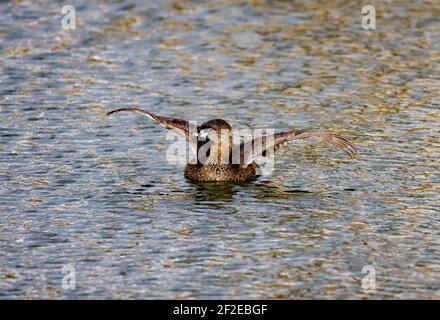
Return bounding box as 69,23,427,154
193,182,237,203
192,181,314,204
0,0,440,299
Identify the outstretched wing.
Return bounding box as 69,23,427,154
241,130,357,165
107,108,198,152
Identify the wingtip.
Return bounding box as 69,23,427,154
106,108,125,116
331,135,358,159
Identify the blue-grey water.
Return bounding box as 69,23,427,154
0,0,439,299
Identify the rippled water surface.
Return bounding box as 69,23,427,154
1,0,439,299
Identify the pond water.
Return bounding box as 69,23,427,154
0,0,439,299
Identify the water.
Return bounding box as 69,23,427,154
0,0,439,299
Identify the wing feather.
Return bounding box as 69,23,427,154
240,130,357,165
107,108,198,153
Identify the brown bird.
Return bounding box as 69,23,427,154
106,108,357,182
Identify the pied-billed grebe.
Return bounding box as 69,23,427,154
107,108,357,182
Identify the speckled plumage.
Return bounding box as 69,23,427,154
184,163,258,182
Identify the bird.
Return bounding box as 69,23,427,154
106,108,357,182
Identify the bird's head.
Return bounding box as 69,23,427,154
198,119,231,137
197,119,232,164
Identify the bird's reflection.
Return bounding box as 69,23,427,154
192,181,238,203
190,179,314,205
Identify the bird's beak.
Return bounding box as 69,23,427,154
198,129,209,140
